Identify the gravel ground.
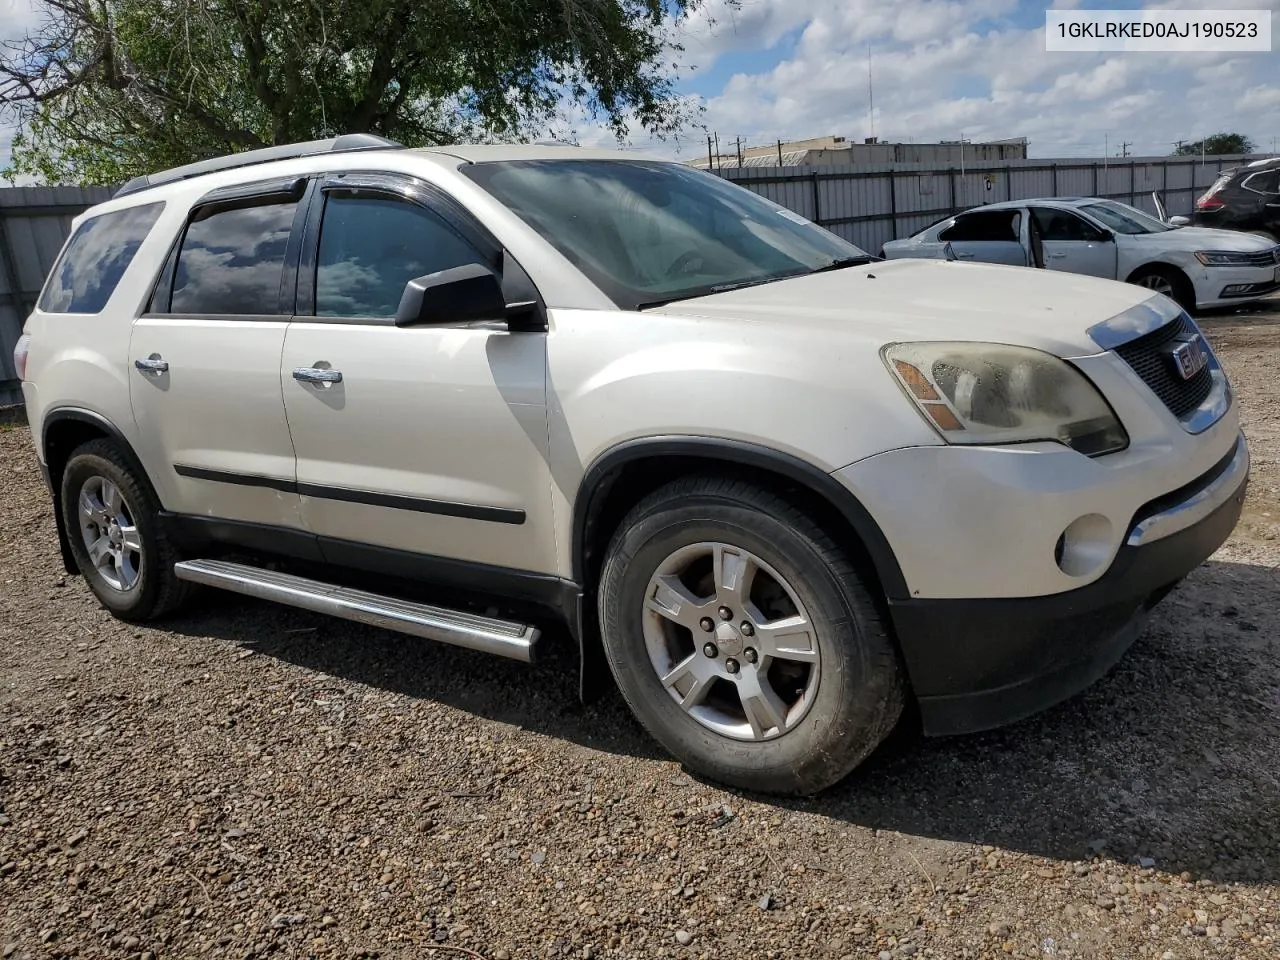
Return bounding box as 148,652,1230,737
3,302,1280,960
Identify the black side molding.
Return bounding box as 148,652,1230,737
174,463,296,493
572,436,909,599
173,463,526,525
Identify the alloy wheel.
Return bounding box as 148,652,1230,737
642,541,821,741
77,476,143,592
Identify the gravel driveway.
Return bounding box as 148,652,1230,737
3,304,1279,960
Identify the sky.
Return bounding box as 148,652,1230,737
2,0,1279,182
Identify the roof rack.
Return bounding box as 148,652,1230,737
112,133,405,199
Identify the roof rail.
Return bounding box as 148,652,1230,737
112,134,404,199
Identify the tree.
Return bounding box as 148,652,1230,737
1,0,713,185
1174,133,1256,157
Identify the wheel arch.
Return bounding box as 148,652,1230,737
1124,261,1197,309
41,407,160,576
571,436,909,701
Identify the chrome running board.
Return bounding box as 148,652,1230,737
173,559,539,662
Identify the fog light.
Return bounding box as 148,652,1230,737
1222,284,1251,296
1055,514,1115,578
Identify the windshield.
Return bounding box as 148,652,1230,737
460,159,871,309
1079,200,1175,235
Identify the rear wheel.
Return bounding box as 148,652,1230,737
1130,265,1195,312
60,439,193,621
597,476,903,796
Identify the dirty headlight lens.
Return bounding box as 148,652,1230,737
883,342,1128,456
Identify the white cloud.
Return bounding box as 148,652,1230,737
631,0,1280,161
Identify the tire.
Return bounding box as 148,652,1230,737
60,439,193,621
1130,265,1196,312
597,476,904,796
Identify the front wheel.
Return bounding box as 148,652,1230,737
60,439,193,621
597,477,903,796
1130,265,1196,312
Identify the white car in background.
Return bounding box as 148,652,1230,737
881,197,1280,312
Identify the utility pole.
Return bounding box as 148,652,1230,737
707,135,713,170
735,136,743,168
777,139,784,166
867,44,875,142
1173,139,1185,153
1120,141,1131,158
713,132,721,172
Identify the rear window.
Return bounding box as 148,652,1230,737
38,202,165,314
170,200,298,315
939,210,1021,242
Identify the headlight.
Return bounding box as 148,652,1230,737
1194,250,1259,266
882,342,1128,456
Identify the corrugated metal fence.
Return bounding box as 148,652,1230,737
712,153,1258,257
0,186,116,405
0,154,1263,406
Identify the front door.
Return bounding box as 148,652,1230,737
1029,206,1117,279
129,180,308,530
279,179,556,576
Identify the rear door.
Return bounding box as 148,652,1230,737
128,177,308,530
937,210,1028,265
1241,170,1280,234
1029,206,1117,279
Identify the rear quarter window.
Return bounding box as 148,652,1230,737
38,202,166,314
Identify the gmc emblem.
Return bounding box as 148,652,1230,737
1170,335,1209,381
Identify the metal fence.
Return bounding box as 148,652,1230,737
712,153,1261,256
0,187,115,405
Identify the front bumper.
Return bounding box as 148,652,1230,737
1195,263,1280,306
888,431,1249,735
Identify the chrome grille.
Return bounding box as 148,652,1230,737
1233,247,1280,266
1112,314,1214,420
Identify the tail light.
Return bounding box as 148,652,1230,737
1196,196,1225,211
13,334,30,380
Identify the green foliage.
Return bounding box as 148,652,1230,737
1173,133,1257,157
2,0,711,185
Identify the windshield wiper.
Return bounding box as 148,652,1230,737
810,255,876,273
636,273,803,309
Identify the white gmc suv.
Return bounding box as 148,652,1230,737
14,135,1250,795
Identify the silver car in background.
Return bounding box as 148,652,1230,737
881,197,1280,312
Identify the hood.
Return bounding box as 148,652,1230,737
1138,225,1277,252
645,258,1163,357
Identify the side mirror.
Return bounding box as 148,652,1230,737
1168,215,1190,227
394,263,508,327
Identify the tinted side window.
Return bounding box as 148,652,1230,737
1031,207,1107,242
170,200,298,315
1244,171,1280,195
939,210,1020,242
315,196,482,318
38,202,165,314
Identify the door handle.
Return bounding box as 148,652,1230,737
954,252,976,259
293,366,343,385
134,356,169,375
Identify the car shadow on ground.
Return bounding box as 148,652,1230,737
165,558,1280,885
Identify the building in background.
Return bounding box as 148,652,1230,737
687,135,1029,170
